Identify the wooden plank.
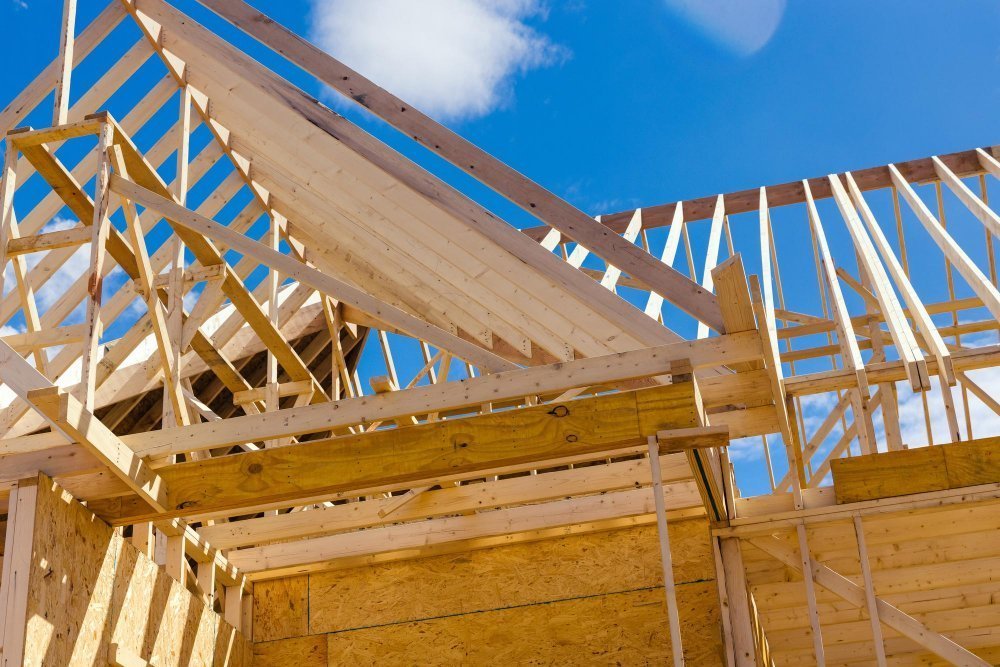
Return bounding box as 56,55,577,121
749,534,991,667
191,0,724,332
114,330,759,461
832,436,1000,503
92,381,702,523
828,173,926,391
79,121,115,411
832,446,950,504
142,0,686,357
0,477,39,667
935,155,1000,239
525,147,996,237
942,438,1000,488
804,180,877,454
853,514,888,667
647,438,685,667
197,453,692,549
0,338,168,513
890,164,1000,321
228,484,703,578
796,523,827,665
5,225,91,256
109,174,515,374
52,0,78,125
657,425,730,452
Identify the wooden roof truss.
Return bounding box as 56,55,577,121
0,1,998,660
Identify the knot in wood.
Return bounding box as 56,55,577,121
547,405,569,418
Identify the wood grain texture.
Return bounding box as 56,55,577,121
93,382,699,524
742,497,1000,666
832,436,1000,503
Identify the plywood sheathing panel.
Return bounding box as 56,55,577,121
16,475,250,666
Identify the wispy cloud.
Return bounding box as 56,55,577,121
308,0,567,121
663,0,786,56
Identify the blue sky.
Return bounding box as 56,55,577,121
2,1,999,495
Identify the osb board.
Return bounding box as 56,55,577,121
110,545,218,665
18,475,251,666
254,634,328,667
306,521,714,633
215,623,255,667
23,478,120,666
253,575,310,642
324,584,723,666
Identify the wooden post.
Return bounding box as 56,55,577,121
166,534,186,586
647,436,685,666
225,583,244,631
79,121,114,410
796,523,826,665
719,537,756,666
853,515,887,666
197,562,216,608
0,476,40,667
53,0,78,126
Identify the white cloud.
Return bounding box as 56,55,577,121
664,0,786,56
309,0,566,121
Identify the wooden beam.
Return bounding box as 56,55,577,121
227,485,704,579
524,147,997,237
656,425,730,452
52,0,78,126
5,225,91,256
78,121,115,410
647,437,685,667
192,0,724,332
935,155,1000,239
197,453,692,549
829,174,926,391
0,477,39,667
831,435,1000,503
890,164,1000,321
109,326,762,462
853,514,888,667
0,339,168,513
804,180,877,454
844,171,955,386
90,381,703,523
109,174,515,374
